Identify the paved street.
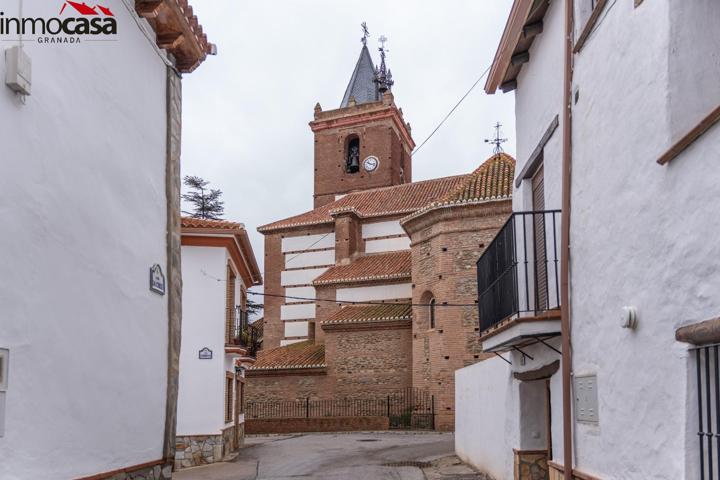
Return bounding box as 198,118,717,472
174,431,488,480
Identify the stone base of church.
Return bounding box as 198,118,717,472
174,425,242,470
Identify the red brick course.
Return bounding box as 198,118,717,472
246,416,389,434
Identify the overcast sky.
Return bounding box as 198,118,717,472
181,0,516,280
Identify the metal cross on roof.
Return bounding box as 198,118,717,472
484,122,508,155
361,22,369,46
378,35,388,50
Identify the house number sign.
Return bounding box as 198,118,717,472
149,264,166,295
198,347,213,360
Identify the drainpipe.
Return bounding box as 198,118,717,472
560,0,574,479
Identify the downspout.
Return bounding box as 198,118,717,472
561,0,574,479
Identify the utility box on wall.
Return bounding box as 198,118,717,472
0,348,8,437
5,46,32,95
574,374,599,424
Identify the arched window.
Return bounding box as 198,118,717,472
346,136,360,173
429,298,436,329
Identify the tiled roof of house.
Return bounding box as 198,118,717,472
258,175,469,232
402,153,515,223
181,217,245,231
313,251,412,286
249,341,325,370
322,303,412,325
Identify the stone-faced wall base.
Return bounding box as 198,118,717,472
76,460,172,480
514,449,548,480
174,425,239,470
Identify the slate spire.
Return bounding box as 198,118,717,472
340,44,381,108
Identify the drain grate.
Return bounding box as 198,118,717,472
356,439,381,442
383,461,432,468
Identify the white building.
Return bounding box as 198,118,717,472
0,1,213,479
176,217,262,469
456,1,720,479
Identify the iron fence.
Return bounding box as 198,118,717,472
229,307,259,356
246,388,434,430
695,344,720,480
476,210,561,332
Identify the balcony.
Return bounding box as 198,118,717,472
227,307,259,357
476,210,562,352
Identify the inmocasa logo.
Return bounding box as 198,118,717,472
0,1,117,44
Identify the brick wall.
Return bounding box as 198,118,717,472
246,416,389,434
404,200,512,430
324,324,413,400
245,371,331,403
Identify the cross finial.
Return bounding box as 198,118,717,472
361,22,369,46
484,122,508,155
378,35,388,50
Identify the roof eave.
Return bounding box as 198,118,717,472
485,0,535,94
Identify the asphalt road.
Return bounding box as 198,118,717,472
174,431,458,480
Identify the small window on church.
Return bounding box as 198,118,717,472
346,136,360,174
429,298,436,329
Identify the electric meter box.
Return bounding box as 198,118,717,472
5,46,31,95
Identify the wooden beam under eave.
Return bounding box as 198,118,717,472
523,21,544,39
501,80,517,93
135,0,163,18
157,32,185,50
511,51,530,66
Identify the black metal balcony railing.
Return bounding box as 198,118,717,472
477,210,561,332
229,307,259,357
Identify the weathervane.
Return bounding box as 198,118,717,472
374,34,394,92
361,22,369,46
485,122,508,155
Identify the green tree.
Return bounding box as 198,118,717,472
181,176,225,220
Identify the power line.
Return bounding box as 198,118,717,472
412,64,492,156
247,290,477,308
284,232,333,265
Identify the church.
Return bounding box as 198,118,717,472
246,35,515,430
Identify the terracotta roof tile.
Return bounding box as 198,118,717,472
402,153,515,223
249,341,325,371
258,175,469,232
322,303,412,325
181,217,245,231
313,252,411,286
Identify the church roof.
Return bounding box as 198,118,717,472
322,303,413,326
402,153,515,224
248,341,325,371
340,45,381,108
258,175,469,233
313,251,412,286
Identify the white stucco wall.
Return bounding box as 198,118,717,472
362,220,406,238
512,0,564,213
335,283,413,302
280,303,316,320
455,358,517,480
285,286,316,302
177,246,228,436
284,249,334,269
281,233,335,252
284,321,309,338
568,1,720,478
281,267,328,287
0,2,170,478
364,236,411,253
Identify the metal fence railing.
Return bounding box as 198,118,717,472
246,388,435,430
476,210,561,332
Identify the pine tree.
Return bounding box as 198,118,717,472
246,299,264,318
181,176,225,220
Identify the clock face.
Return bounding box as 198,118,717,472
363,155,379,172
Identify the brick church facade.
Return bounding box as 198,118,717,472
247,40,515,430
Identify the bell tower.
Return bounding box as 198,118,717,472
310,28,415,208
